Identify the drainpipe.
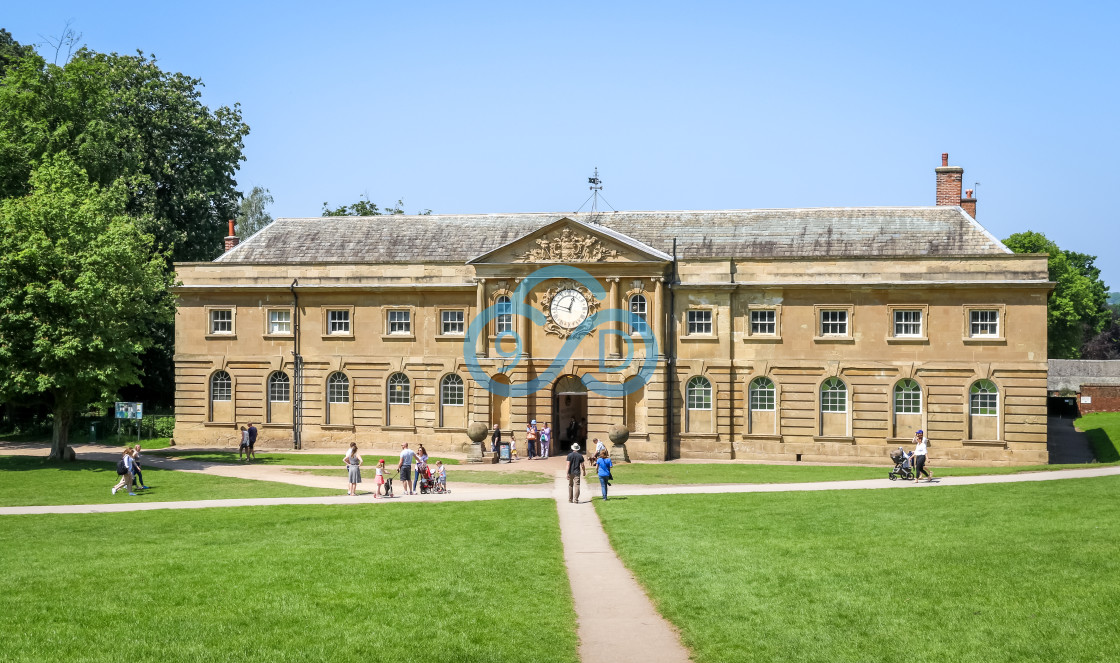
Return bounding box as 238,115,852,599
666,238,679,460
290,279,303,450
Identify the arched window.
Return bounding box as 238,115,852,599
268,372,290,403
686,376,712,410
496,295,513,333
441,374,464,406
388,373,411,405
894,379,922,414
210,371,232,402
628,294,648,334
327,372,350,403
820,377,847,413
970,380,998,416
749,377,776,411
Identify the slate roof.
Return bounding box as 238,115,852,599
1047,360,1120,392
215,207,1011,264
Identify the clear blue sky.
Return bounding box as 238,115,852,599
7,1,1119,288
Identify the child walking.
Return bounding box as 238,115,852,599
375,459,386,498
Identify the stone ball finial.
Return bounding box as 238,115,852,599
466,422,489,443
608,424,630,445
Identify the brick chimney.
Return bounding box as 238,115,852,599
935,152,964,207
223,219,240,252
960,188,977,218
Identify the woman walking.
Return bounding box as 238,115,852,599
112,448,136,496
595,449,613,501
912,430,931,482
130,444,149,490
345,443,363,495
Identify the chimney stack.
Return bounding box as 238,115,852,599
224,219,240,252
935,152,964,207
960,188,977,218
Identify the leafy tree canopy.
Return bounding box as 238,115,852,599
0,28,34,77
322,195,431,216
0,154,175,458
235,185,274,238
0,46,249,262
1003,231,1111,359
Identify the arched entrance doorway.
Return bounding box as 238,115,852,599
553,375,588,453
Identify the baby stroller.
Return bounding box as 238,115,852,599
889,447,914,481
418,464,434,494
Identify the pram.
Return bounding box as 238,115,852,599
418,464,434,494
888,447,914,481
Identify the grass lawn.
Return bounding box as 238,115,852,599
0,500,576,663
0,456,337,506
292,467,552,485
596,476,1120,663
611,460,1118,485
147,450,461,466
1075,411,1120,462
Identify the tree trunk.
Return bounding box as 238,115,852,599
49,401,74,462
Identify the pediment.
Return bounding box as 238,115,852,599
468,217,671,265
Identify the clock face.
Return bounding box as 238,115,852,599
549,289,589,329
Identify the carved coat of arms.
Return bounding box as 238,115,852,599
516,228,620,263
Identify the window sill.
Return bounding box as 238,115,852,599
261,423,293,429
321,333,354,340
205,334,237,340
962,337,1006,345
679,335,718,342
963,439,1005,447
680,432,719,438
434,427,468,433
321,424,354,431
742,434,783,442
813,436,856,444
383,425,416,433
263,333,294,340
813,336,855,344
381,334,416,341
887,337,929,344
435,334,467,341
626,432,649,440
744,335,782,343
203,421,237,427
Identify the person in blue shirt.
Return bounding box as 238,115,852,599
594,444,613,501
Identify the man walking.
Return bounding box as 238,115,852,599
526,420,538,459
566,443,586,504
247,422,258,460
399,443,417,495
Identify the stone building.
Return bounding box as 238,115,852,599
173,155,1052,465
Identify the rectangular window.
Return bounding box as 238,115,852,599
750,310,776,335
820,310,848,336
388,310,411,335
629,297,649,334
893,310,922,337
441,310,465,335
687,310,712,335
268,309,291,335
970,310,999,337
209,309,233,334
327,309,350,335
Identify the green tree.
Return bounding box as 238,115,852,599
0,28,34,77
322,196,431,216
0,47,249,262
235,185,274,237
1003,231,1111,359
0,155,175,460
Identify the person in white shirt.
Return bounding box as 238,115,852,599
539,423,551,459
398,443,417,495
112,449,137,496
912,430,931,482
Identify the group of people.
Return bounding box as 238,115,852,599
565,438,615,502
111,444,149,495
343,442,446,497
237,423,258,460
489,416,589,461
